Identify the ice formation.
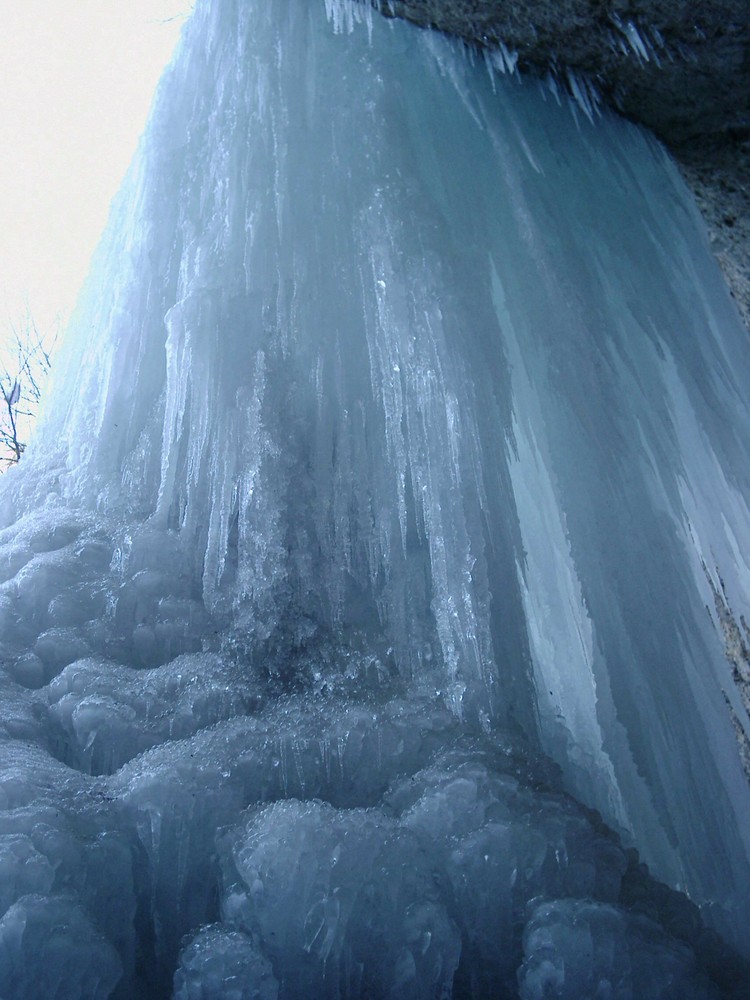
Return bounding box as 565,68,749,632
1,0,750,996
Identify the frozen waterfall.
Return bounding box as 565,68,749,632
1,0,750,996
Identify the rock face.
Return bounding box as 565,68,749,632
378,0,750,326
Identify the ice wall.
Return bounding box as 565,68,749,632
1,0,750,996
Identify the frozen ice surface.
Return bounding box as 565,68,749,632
220,800,461,999
0,895,123,1000
518,900,719,1000
47,652,262,774
387,750,629,993
1,0,750,995
173,925,278,1000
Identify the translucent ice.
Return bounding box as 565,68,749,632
0,895,123,1000
173,925,278,1000
220,800,461,999
519,900,718,1000
0,0,749,996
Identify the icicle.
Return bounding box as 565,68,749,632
565,69,601,124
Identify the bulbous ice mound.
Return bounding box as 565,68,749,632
1,0,750,996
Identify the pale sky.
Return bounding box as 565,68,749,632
0,1,192,341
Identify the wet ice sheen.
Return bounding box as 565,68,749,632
1,0,750,997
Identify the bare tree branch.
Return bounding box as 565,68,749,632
0,309,59,469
